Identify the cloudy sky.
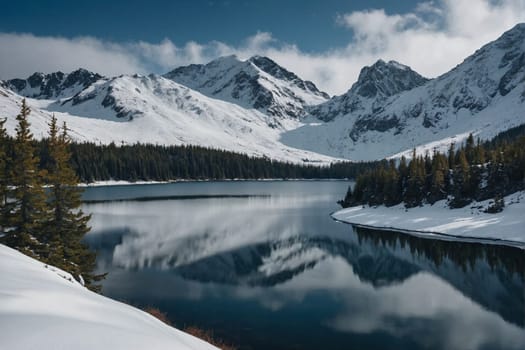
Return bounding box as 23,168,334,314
1,0,524,95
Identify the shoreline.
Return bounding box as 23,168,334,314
331,191,525,249
78,178,352,187
331,216,525,250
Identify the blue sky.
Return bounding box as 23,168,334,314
1,0,421,52
0,0,524,94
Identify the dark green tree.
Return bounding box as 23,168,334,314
0,118,12,232
450,149,471,208
429,151,448,204
45,116,101,288
405,149,425,207
5,99,49,257
465,133,475,163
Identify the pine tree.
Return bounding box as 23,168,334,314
405,149,425,207
429,151,447,204
0,118,12,232
338,185,353,208
383,159,400,206
5,99,49,256
45,116,100,287
450,149,471,208
448,142,455,170
465,133,475,163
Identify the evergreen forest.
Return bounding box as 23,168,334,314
339,125,525,211
60,143,378,183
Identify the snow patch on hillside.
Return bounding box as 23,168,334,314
0,244,218,350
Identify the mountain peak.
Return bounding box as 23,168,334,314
248,55,296,80
350,59,428,98
206,54,242,68
5,68,102,99
493,22,525,50
165,55,329,120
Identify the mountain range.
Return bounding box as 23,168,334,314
1,23,524,163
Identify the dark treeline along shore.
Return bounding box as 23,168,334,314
36,142,379,182
339,124,525,210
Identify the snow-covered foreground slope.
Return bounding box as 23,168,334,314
0,244,218,350
332,191,525,247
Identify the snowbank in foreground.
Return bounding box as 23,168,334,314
0,244,217,350
332,191,525,247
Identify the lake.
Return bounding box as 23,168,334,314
82,181,525,350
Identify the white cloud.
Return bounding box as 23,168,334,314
325,0,525,93
0,33,143,78
0,0,524,95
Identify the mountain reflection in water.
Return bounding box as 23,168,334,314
83,181,525,350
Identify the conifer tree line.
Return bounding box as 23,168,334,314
339,125,525,211
0,100,103,290
36,141,379,182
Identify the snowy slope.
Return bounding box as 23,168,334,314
332,191,525,247
282,23,525,161
0,78,338,164
165,55,329,122
0,243,217,350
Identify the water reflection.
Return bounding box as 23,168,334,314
83,182,525,350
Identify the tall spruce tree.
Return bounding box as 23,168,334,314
405,149,425,207
45,116,100,287
429,151,447,204
0,118,12,233
450,149,471,208
6,99,49,256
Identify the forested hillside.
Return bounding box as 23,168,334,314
339,125,525,210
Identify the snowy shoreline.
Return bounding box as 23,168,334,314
332,191,525,249
78,178,351,187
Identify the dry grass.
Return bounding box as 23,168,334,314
143,307,238,350
183,326,238,350
144,306,172,325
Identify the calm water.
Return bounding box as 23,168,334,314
82,181,525,350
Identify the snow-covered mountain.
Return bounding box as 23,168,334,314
0,24,523,163
282,23,525,160
4,68,103,99
164,55,329,122
309,59,429,122
0,75,337,163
